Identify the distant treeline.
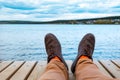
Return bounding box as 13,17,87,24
0,16,120,24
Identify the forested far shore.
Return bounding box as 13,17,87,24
0,16,120,24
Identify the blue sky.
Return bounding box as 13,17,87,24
0,0,120,21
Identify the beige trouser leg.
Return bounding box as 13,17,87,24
75,59,119,80
38,60,69,80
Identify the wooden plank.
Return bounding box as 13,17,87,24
67,60,73,73
10,61,36,80
69,73,75,80
99,60,120,78
111,60,120,68
94,61,112,78
0,61,13,72
0,61,24,80
27,61,46,80
0,60,119,80
67,61,75,80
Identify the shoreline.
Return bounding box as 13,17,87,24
0,16,120,24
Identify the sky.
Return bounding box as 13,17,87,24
0,0,120,21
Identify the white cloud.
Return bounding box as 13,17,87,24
1,12,119,21
51,13,120,21
0,0,120,21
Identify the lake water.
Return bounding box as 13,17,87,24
0,24,120,61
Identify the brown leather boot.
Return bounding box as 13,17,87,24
45,33,68,70
71,33,95,73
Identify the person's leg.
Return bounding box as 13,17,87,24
75,57,117,80
38,33,69,80
71,33,118,80
39,57,68,80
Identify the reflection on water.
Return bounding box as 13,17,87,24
0,24,120,61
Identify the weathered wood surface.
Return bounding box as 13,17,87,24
0,60,120,80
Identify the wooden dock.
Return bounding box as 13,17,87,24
0,60,120,80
